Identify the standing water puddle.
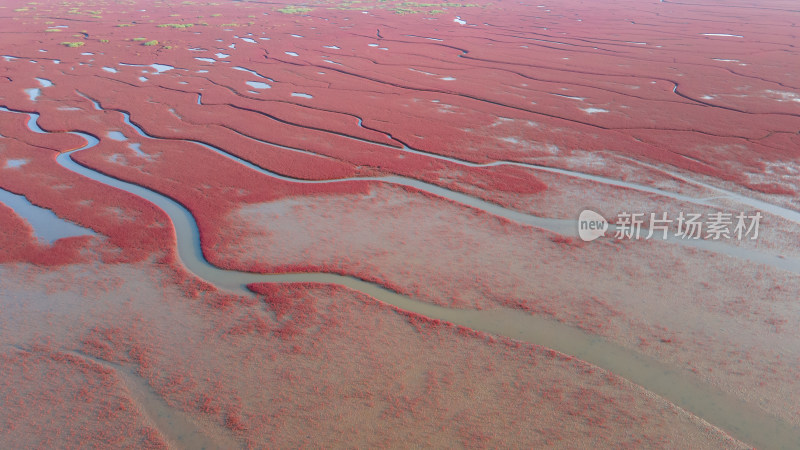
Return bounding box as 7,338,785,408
0,188,95,243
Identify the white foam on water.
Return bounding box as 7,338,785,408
285,51,299,57
291,92,313,99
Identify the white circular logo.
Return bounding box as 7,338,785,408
578,209,608,242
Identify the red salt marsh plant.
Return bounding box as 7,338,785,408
0,139,171,265
0,2,798,446
0,344,169,448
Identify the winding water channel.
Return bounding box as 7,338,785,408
2,103,799,448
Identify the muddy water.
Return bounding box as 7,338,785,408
4,105,800,448
115,104,800,276
68,351,238,449
0,188,95,243
55,144,800,449
624,157,800,225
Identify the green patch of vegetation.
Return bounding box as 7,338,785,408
398,1,478,6
210,13,221,17
391,7,418,14
277,5,313,14
158,23,194,28
116,23,134,27
60,41,85,48
45,28,61,32
143,40,159,46
100,39,109,43
355,0,482,14
132,37,146,41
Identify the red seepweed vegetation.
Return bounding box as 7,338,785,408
0,341,168,448
0,0,798,446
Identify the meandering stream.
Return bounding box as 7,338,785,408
2,103,799,448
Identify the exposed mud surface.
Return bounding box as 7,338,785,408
1,0,799,447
